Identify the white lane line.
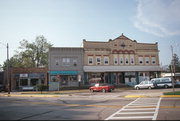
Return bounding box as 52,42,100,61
105,98,140,120
123,108,156,111
152,97,162,120
129,103,157,105
110,116,153,119
126,105,156,107
117,111,155,114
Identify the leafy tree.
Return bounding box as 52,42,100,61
3,35,53,70
169,53,180,72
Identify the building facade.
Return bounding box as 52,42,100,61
8,68,48,91
48,47,84,90
83,34,162,86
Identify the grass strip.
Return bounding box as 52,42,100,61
163,91,180,95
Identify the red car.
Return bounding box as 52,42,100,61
89,83,115,93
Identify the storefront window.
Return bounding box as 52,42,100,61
20,79,28,86
69,75,77,82
30,79,38,86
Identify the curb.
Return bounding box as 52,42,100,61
124,95,180,98
160,95,180,98
0,94,66,98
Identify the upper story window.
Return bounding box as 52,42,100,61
73,59,77,66
104,56,109,65
55,58,59,65
125,57,129,65
152,57,156,64
62,58,70,66
114,57,118,65
119,57,124,65
88,56,93,65
130,56,134,65
138,57,144,65
145,57,150,64
96,57,101,65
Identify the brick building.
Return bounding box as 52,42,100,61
6,68,48,91
83,34,162,86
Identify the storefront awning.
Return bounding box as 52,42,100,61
49,71,79,75
83,66,162,72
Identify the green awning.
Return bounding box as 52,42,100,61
49,71,79,75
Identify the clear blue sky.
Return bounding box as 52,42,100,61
0,0,180,66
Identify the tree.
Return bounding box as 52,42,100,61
169,53,180,72
3,35,53,70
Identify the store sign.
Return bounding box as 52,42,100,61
20,73,28,78
125,72,135,76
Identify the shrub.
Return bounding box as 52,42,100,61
36,84,48,93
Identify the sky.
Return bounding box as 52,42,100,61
0,0,180,66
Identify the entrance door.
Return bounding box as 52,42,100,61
118,73,125,84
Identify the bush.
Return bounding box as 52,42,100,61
36,84,48,93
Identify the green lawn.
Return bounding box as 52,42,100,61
163,91,180,95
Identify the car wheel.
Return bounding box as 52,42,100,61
164,85,168,89
108,89,113,92
148,86,152,89
136,87,140,90
90,89,94,93
102,89,106,93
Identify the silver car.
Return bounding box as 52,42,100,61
134,81,154,90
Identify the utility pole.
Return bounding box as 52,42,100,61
171,45,175,93
0,42,10,94
7,43,10,94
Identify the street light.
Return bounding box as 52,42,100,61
0,42,10,94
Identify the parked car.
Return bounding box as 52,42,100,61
0,84,5,92
151,77,173,88
89,83,115,93
134,81,154,90
175,81,180,88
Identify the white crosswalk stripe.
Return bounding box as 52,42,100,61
105,97,161,120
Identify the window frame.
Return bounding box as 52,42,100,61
88,56,93,65
104,56,109,65
96,56,101,65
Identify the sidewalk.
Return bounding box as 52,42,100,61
1,88,180,98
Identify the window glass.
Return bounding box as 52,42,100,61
88,56,93,65
119,57,124,65
114,57,118,65
62,58,71,66
130,57,134,65
155,79,160,83
138,57,143,64
152,57,156,64
125,58,129,64
96,57,101,65
55,58,59,65
162,78,170,82
145,57,150,64
104,57,109,65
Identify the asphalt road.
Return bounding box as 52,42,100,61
0,88,180,120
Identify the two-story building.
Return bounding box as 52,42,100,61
48,47,84,90
83,34,162,86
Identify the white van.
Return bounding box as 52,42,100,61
151,77,174,88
